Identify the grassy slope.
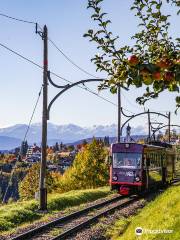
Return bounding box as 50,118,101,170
0,187,111,232
108,184,180,240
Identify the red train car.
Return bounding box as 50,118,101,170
109,142,175,195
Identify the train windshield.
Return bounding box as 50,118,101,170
113,153,141,169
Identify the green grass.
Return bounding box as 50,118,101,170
107,184,180,240
0,186,111,233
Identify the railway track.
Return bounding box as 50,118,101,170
11,195,140,240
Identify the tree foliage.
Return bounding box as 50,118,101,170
57,138,109,192
84,0,180,111
19,163,56,200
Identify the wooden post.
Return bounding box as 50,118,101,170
39,25,48,211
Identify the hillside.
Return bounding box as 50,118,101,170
108,184,180,240
0,136,21,150
0,187,111,233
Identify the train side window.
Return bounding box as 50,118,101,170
158,154,160,167
155,153,159,167
137,158,141,167
154,153,157,167
146,158,150,167
161,153,166,167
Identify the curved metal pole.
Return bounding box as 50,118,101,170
48,71,69,88
151,124,180,135
120,111,169,135
47,78,104,119
121,107,135,118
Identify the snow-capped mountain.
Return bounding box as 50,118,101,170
0,122,146,150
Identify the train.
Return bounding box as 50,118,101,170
109,141,178,195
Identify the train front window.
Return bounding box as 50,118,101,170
113,153,141,169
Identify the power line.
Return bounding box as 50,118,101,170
1,41,171,119
0,42,43,70
23,85,43,140
0,13,36,24
0,42,120,108
48,38,99,79
84,85,117,106
2,86,43,204
0,13,100,79
121,90,144,110
0,14,119,109
0,13,172,115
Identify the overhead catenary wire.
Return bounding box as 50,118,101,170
83,84,117,106
0,42,120,108
1,41,166,121
48,38,99,79
0,42,43,70
0,13,36,24
2,86,43,204
0,13,99,79
0,42,139,122
0,14,130,111
0,13,172,115
121,90,144,110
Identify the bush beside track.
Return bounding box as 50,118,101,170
107,184,180,240
0,186,111,232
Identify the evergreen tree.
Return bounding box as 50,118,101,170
104,136,110,146
53,142,59,152
20,141,28,157
60,142,63,150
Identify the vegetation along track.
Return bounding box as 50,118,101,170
11,195,139,240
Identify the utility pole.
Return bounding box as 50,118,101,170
148,109,151,143
117,85,121,143
39,25,48,211
168,112,171,143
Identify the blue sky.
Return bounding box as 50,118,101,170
0,0,180,131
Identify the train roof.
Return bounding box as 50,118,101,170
146,141,173,148
112,141,173,150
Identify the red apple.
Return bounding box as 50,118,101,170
156,58,173,69
152,71,162,81
163,72,175,81
128,55,139,66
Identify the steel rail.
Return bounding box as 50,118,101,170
51,196,140,240
11,195,126,240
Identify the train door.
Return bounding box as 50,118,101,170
175,151,180,179
166,150,175,182
142,150,150,191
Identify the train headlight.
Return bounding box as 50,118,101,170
135,176,140,182
112,175,118,181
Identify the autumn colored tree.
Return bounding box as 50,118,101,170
19,163,56,200
84,0,180,111
58,138,109,191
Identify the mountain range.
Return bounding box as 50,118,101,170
0,123,146,150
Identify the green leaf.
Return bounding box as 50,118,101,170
110,86,117,94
